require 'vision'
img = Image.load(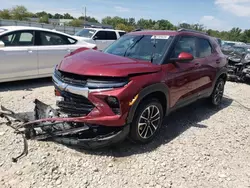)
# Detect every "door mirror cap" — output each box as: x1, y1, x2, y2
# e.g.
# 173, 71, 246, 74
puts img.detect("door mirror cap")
93, 35, 98, 40
169, 52, 194, 63
0, 41, 5, 48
